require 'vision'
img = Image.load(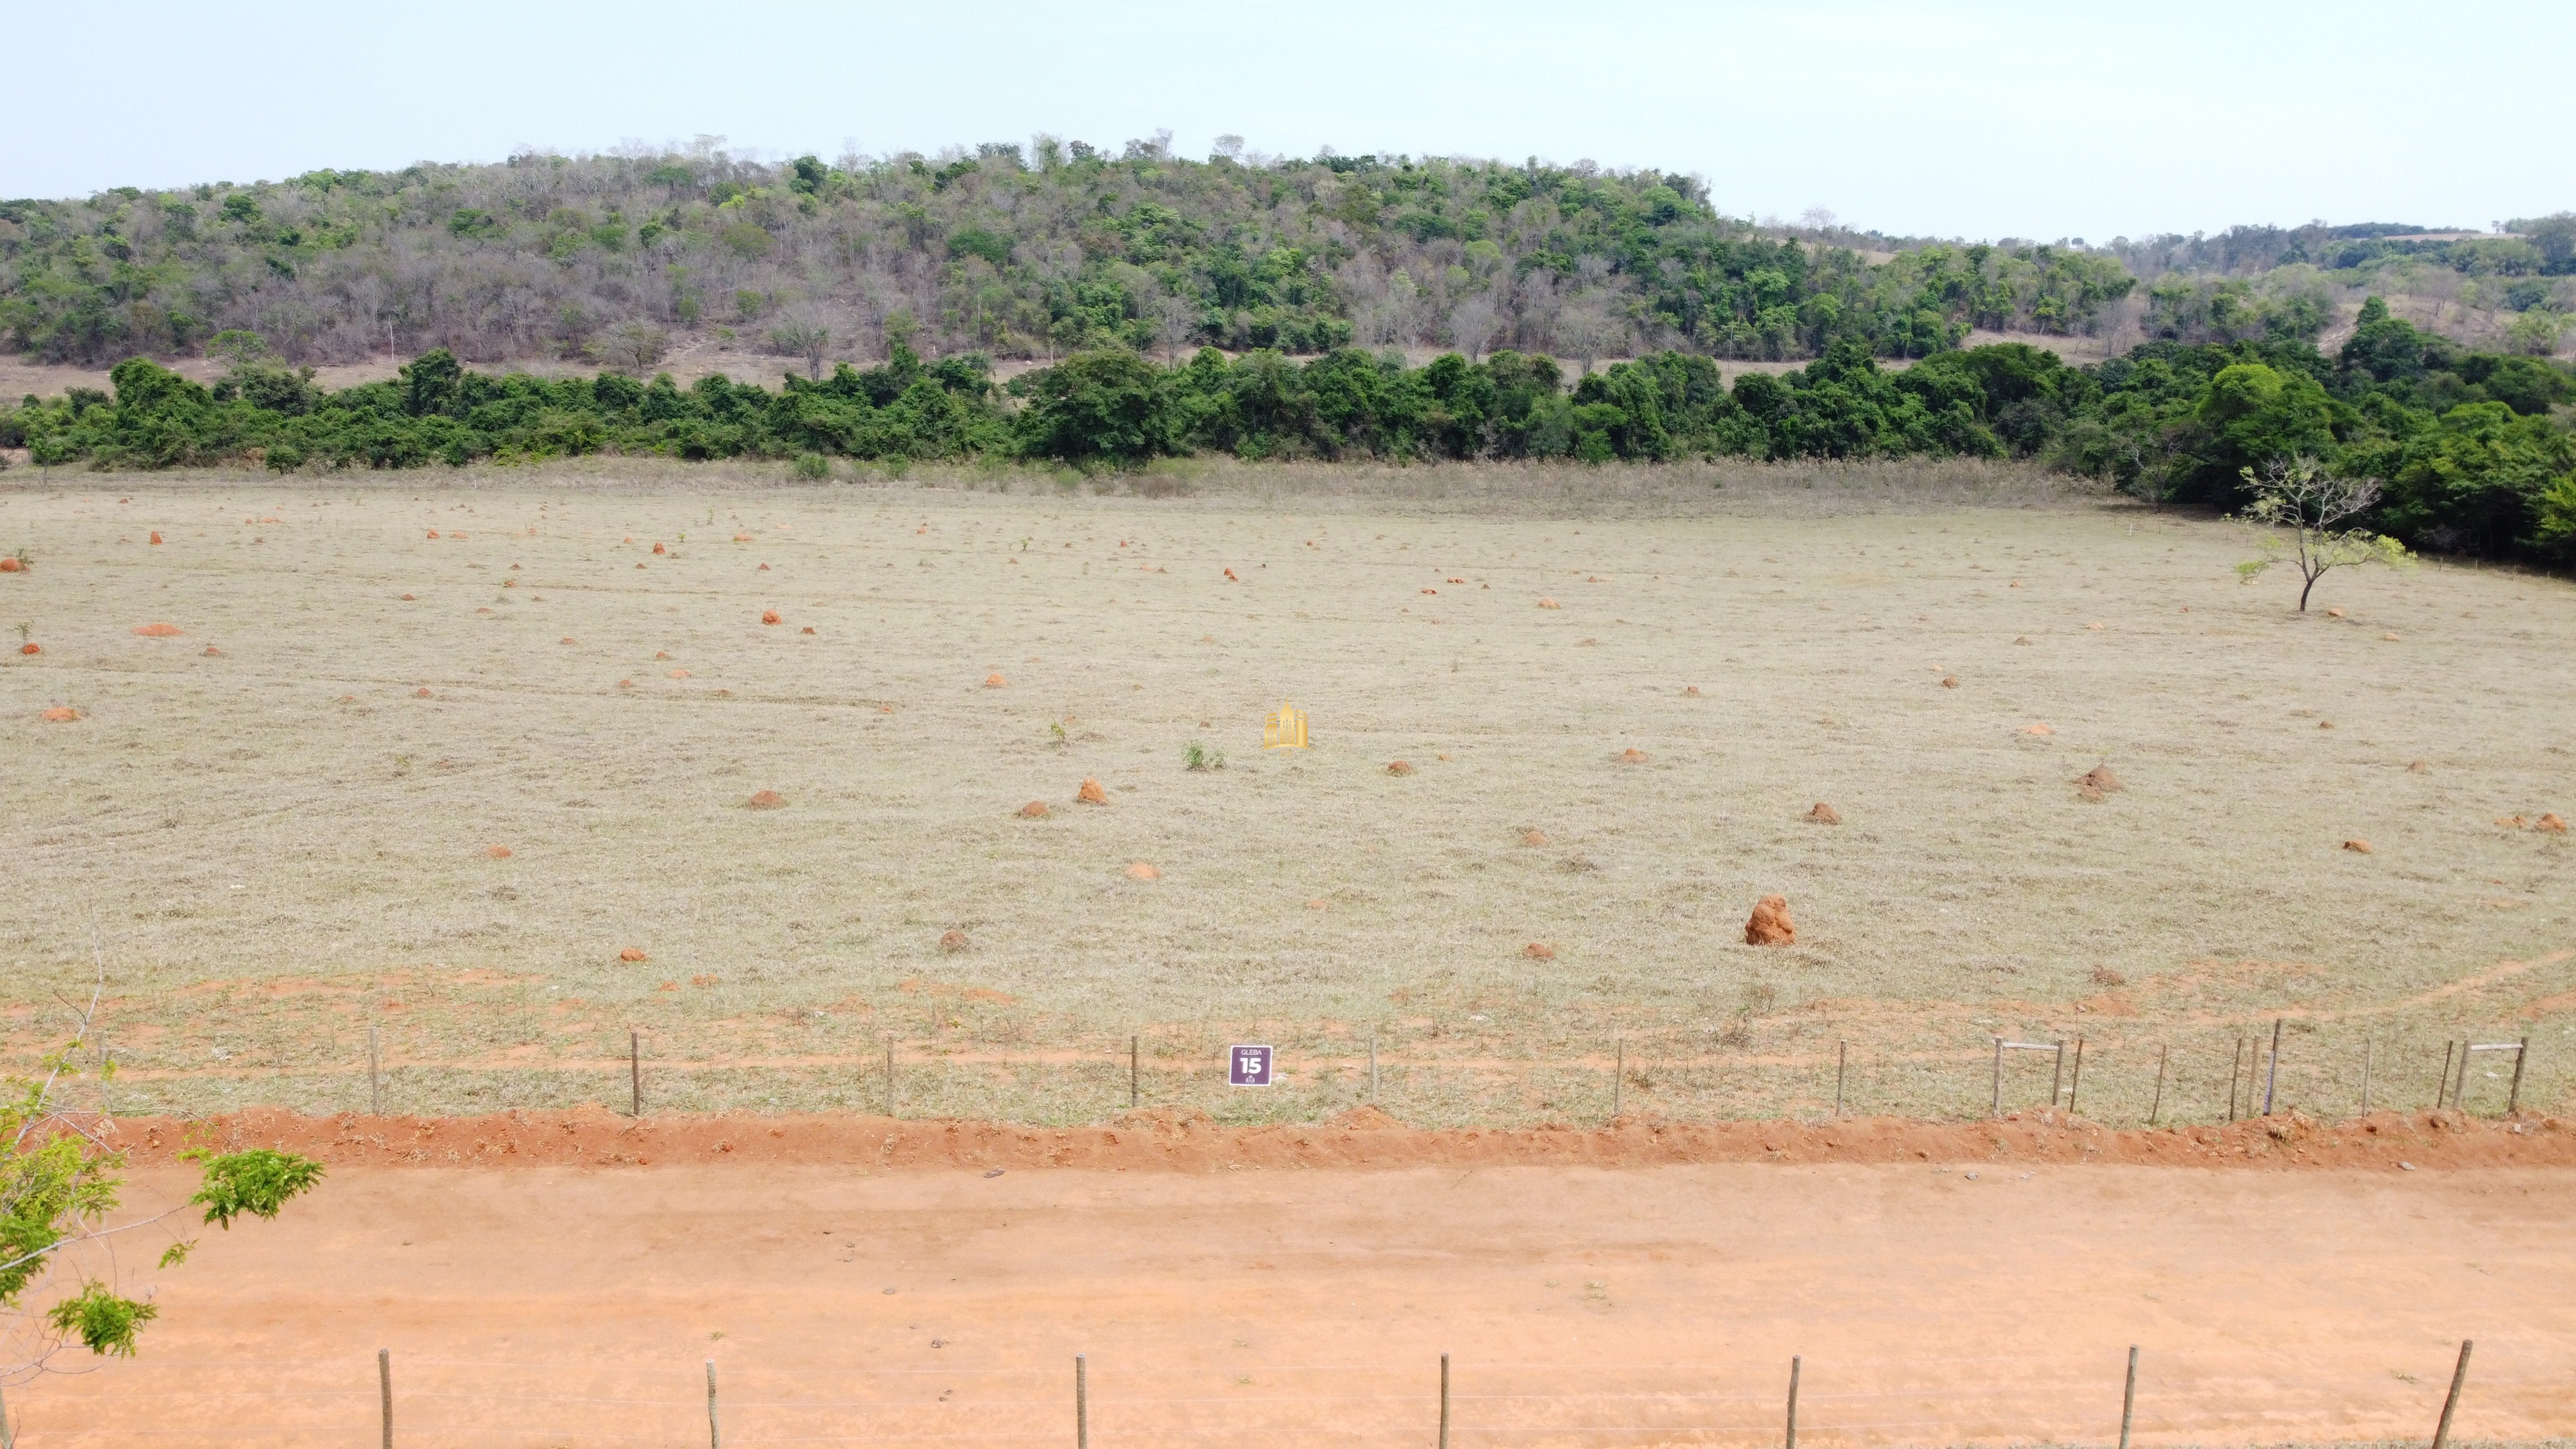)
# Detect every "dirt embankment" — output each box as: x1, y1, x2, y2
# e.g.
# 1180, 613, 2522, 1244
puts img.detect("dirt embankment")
106, 1104, 2573, 1172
